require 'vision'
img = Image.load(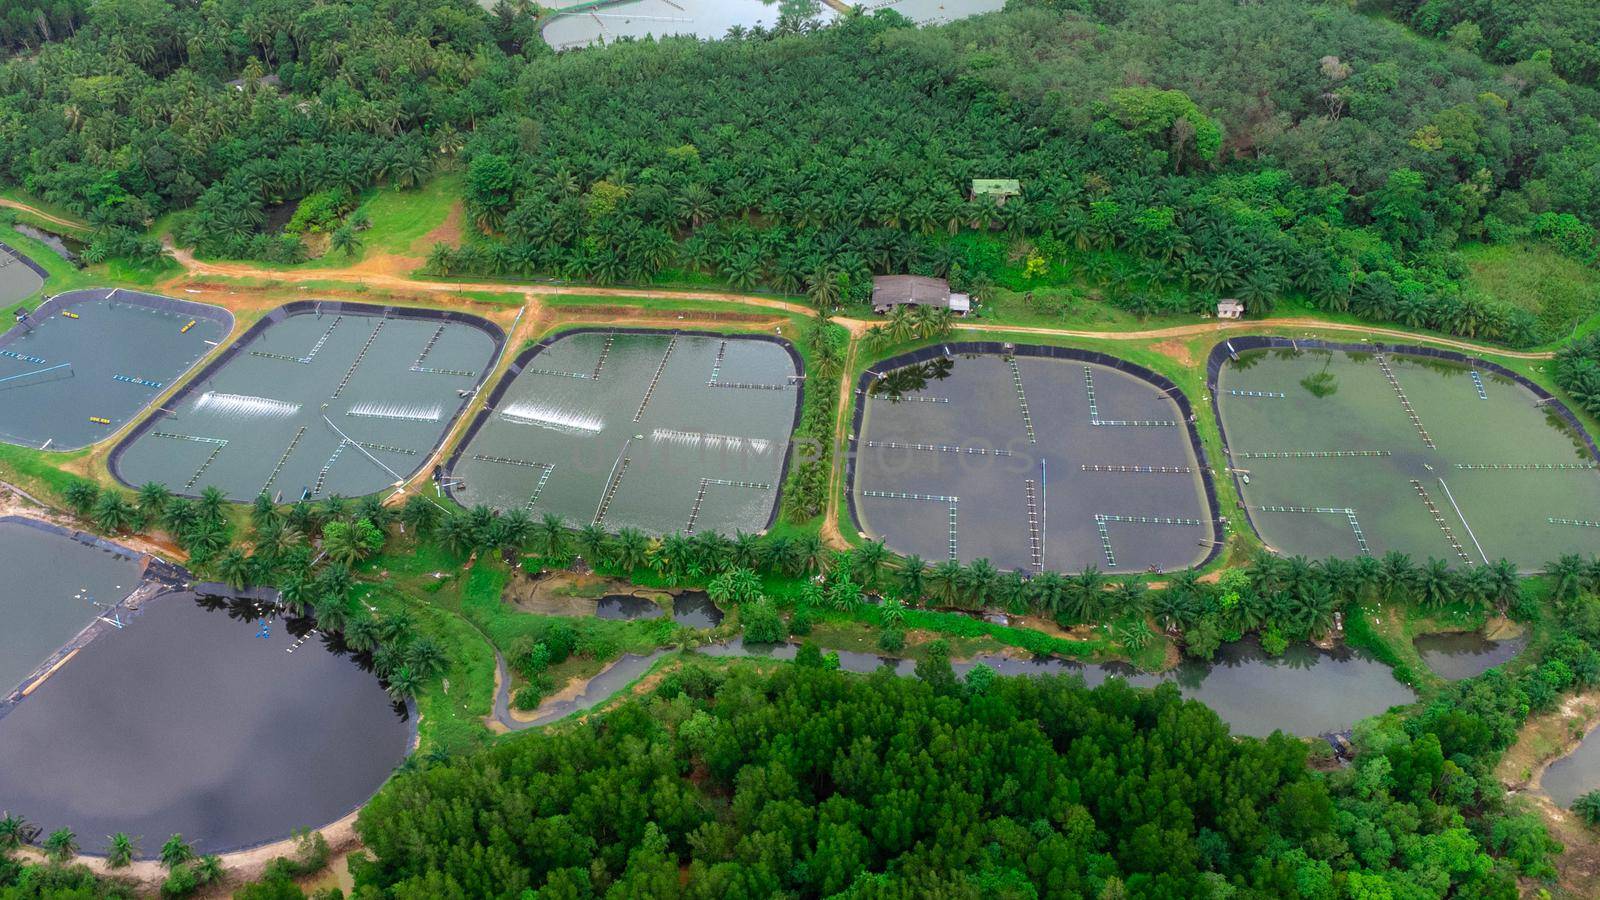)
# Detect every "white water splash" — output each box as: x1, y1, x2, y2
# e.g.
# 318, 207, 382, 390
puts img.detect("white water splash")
500, 400, 603, 434
346, 401, 443, 422
193, 391, 300, 421
652, 428, 771, 455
